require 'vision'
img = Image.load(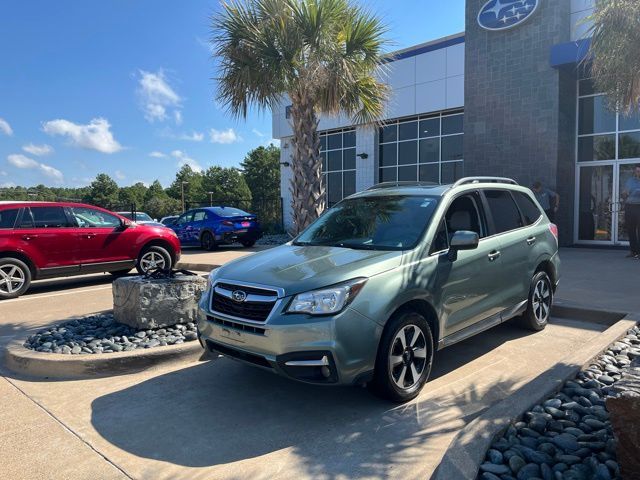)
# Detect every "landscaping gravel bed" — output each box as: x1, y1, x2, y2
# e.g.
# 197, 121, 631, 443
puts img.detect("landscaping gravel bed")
478, 324, 640, 480
24, 312, 198, 354
256, 233, 290, 246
